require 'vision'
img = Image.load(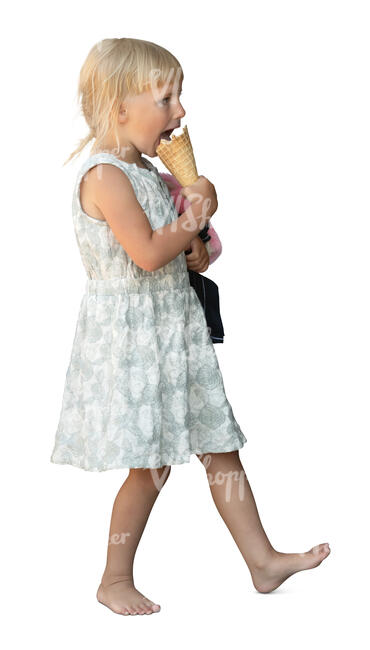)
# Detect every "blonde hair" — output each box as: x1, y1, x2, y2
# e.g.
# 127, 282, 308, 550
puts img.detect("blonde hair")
63, 38, 184, 166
